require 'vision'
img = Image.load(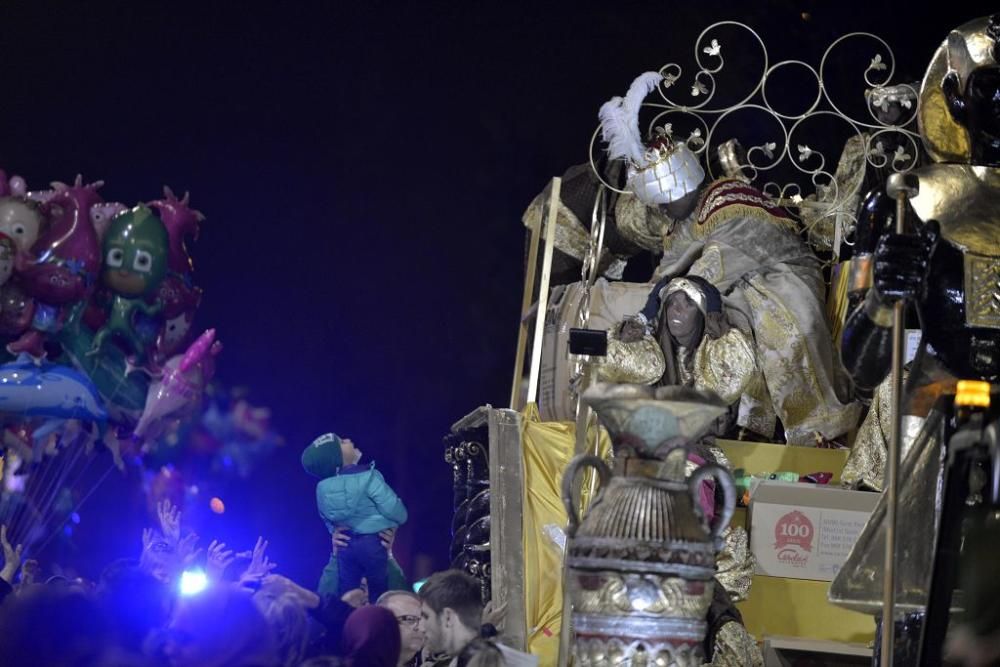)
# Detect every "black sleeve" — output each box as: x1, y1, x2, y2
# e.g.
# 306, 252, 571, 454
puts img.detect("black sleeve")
841, 302, 894, 390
